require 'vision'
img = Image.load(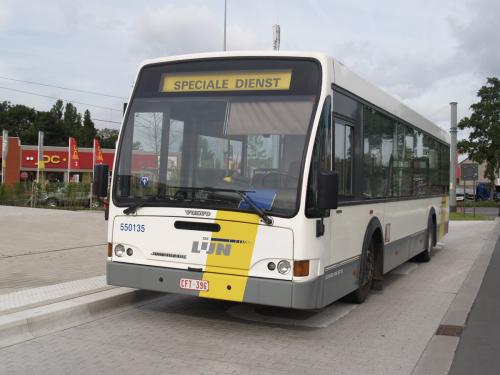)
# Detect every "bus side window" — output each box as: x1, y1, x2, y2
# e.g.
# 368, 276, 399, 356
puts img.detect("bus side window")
306, 96, 332, 217
334, 120, 353, 197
